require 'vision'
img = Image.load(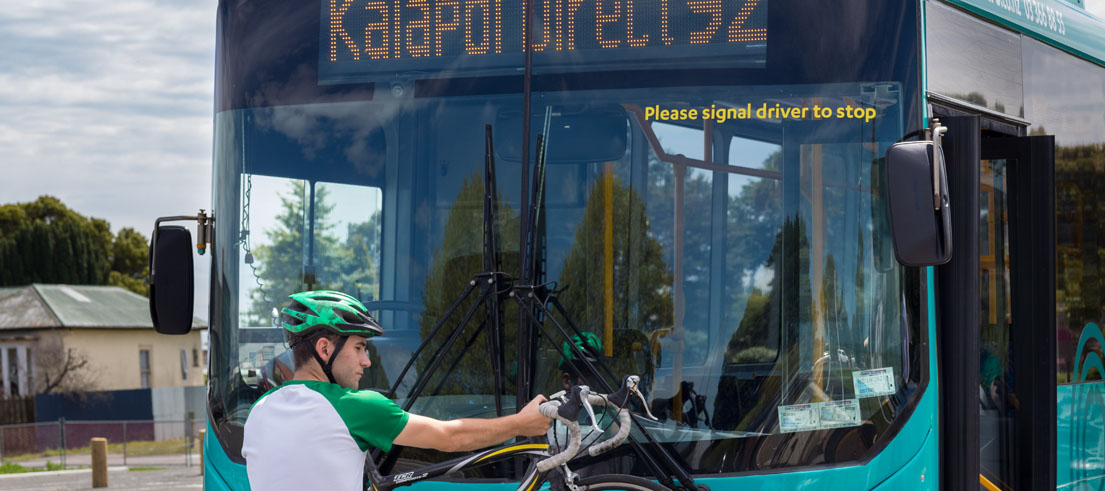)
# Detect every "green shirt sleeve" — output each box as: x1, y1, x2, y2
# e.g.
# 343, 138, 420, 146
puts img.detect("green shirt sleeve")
327, 386, 410, 453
